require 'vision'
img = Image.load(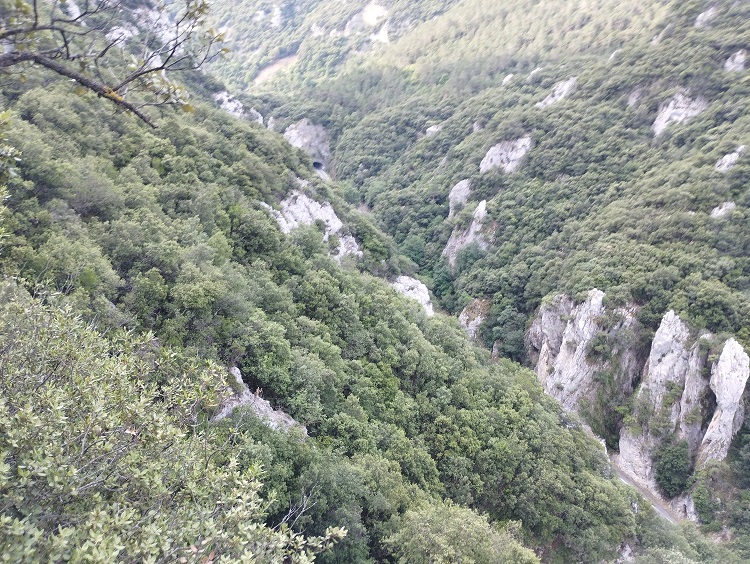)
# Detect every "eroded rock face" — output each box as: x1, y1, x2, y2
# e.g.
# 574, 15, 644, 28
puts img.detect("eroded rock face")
695, 7, 717, 28
528, 290, 643, 412
716, 146, 745, 172
213, 367, 307, 434
392, 276, 434, 316
263, 189, 362, 260
530, 289, 606, 409
442, 200, 490, 268
283, 119, 331, 168
535, 77, 577, 108
616, 311, 709, 495
652, 93, 708, 135
213, 91, 246, 119
480, 136, 532, 174
711, 201, 736, 218
725, 50, 747, 72
697, 339, 750, 466
448, 179, 471, 217
459, 298, 492, 341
